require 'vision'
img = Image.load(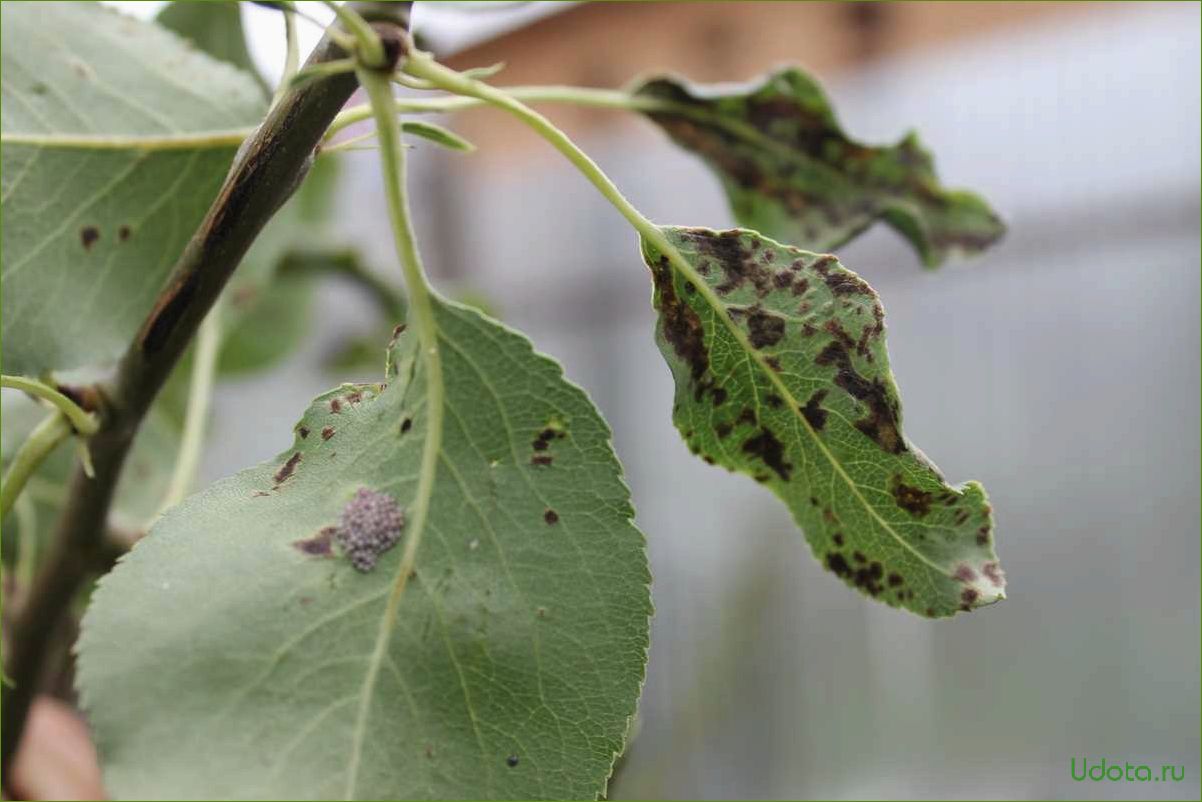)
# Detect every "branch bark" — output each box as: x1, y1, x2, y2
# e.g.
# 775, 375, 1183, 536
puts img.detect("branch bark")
0, 1, 411, 772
